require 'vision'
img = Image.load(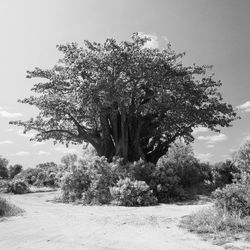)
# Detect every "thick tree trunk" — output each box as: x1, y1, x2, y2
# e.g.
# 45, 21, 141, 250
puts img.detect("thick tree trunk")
90, 107, 145, 163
